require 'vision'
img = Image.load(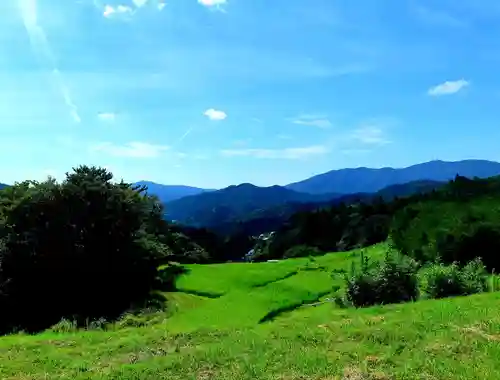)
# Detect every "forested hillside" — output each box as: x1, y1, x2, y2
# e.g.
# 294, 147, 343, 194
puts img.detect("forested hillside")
251, 175, 500, 263
164, 183, 339, 227
167, 175, 500, 265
